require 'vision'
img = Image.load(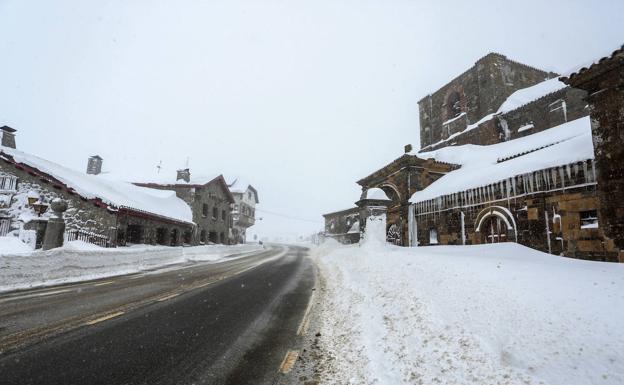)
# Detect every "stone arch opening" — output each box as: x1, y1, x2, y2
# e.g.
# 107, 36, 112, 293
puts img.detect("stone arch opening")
475, 206, 518, 243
